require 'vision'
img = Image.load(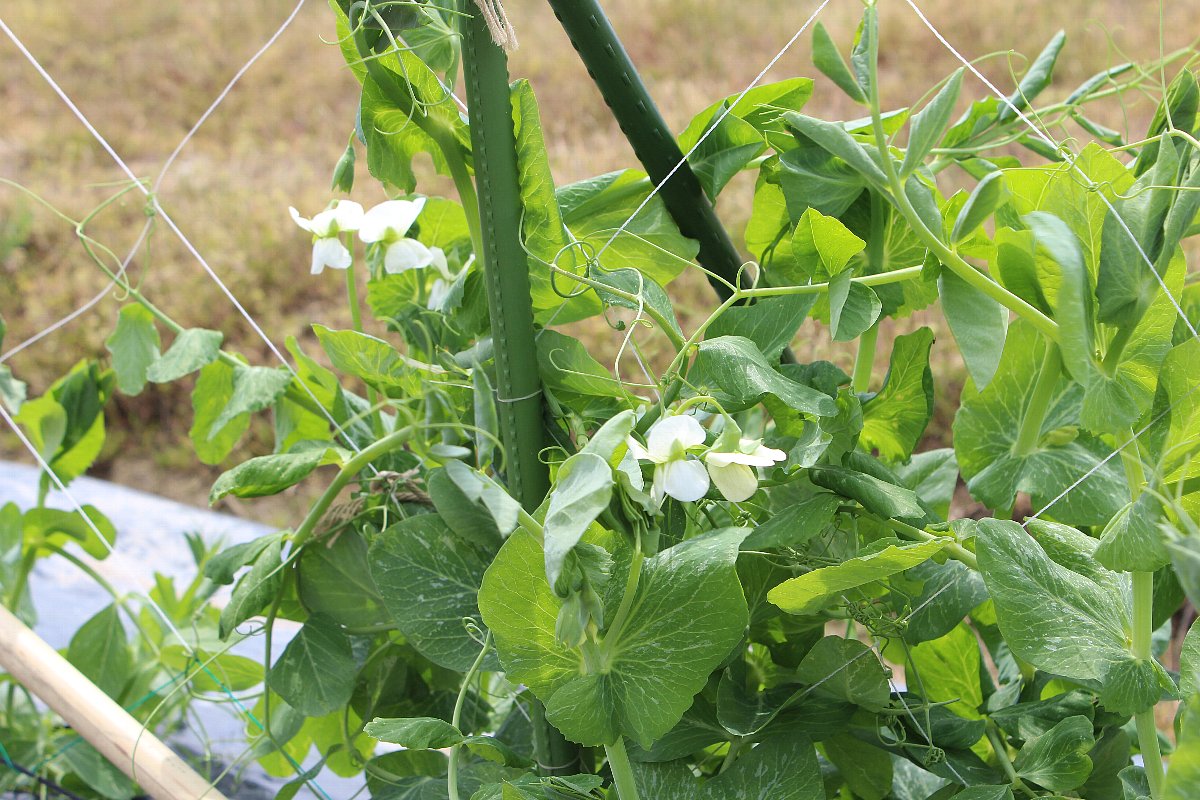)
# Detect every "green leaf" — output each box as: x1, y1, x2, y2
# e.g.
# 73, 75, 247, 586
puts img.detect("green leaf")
369, 514, 496, 672
441, 460, 521, 538
105, 304, 160, 395
902, 69, 964, 175
823, 734, 893, 800
706, 295, 815, 362
893, 448, 959, 521
977, 519, 1165, 713
67, 604, 130, 699
1014, 715, 1094, 791
0, 362, 26, 412
953, 320, 1126, 525
314, 324, 410, 389
511, 79, 601, 323
205, 533, 281, 585
827, 270, 881, 342
22, 505, 116, 560
589, 266, 683, 338
159, 646, 264, 693
556, 169, 697, 320
812, 22, 866, 104
210, 365, 291, 438
1094, 494, 1170, 573
743, 493, 840, 550
219, 537, 283, 639
298, 530, 391, 629
679, 101, 768, 198
689, 336, 837, 417
787, 207, 867, 283
951, 172, 1009, 243
1164, 693, 1200, 799
860, 327, 934, 460
782, 113, 887, 186
59, 742, 138, 800
939, 270, 1008, 389
427, 467, 505, 550
536, 330, 627, 399
631, 737, 823, 800
544, 452, 613, 587
796, 635, 890, 711
901, 558, 987, 643
480, 528, 749, 747
769, 539, 947, 616
210, 448, 340, 502
997, 30, 1066, 122
268, 613, 356, 718
907, 623, 982, 719
1024, 211, 1095, 383
807, 464, 926, 520
146, 328, 223, 383
365, 717, 462, 749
